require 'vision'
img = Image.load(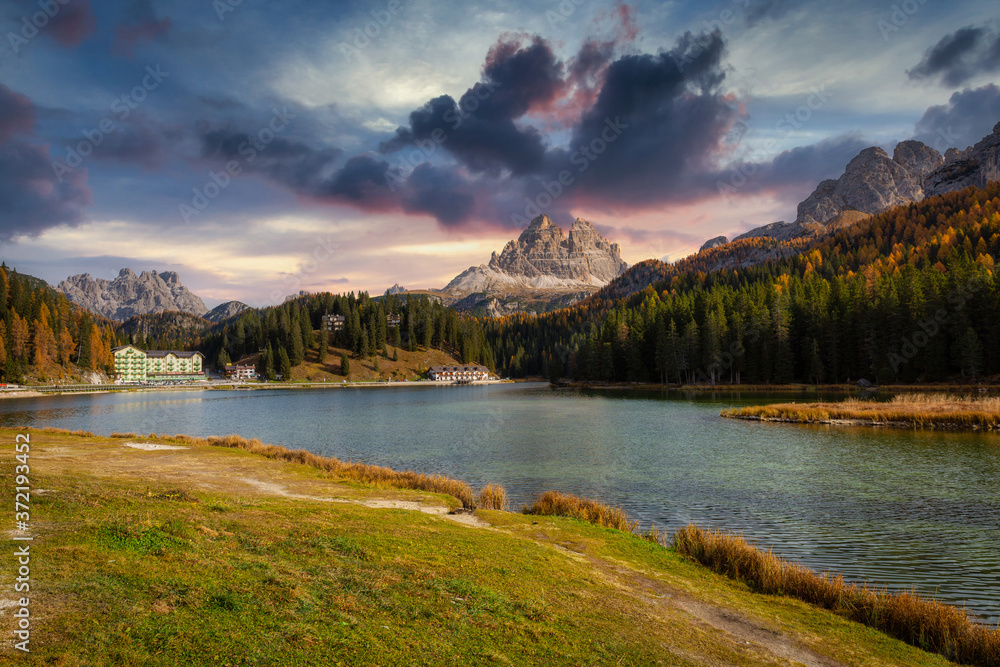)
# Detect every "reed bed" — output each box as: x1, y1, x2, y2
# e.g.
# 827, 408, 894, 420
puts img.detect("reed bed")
522, 490, 639, 533
477, 483, 508, 511
674, 524, 1000, 666
723, 393, 1000, 429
